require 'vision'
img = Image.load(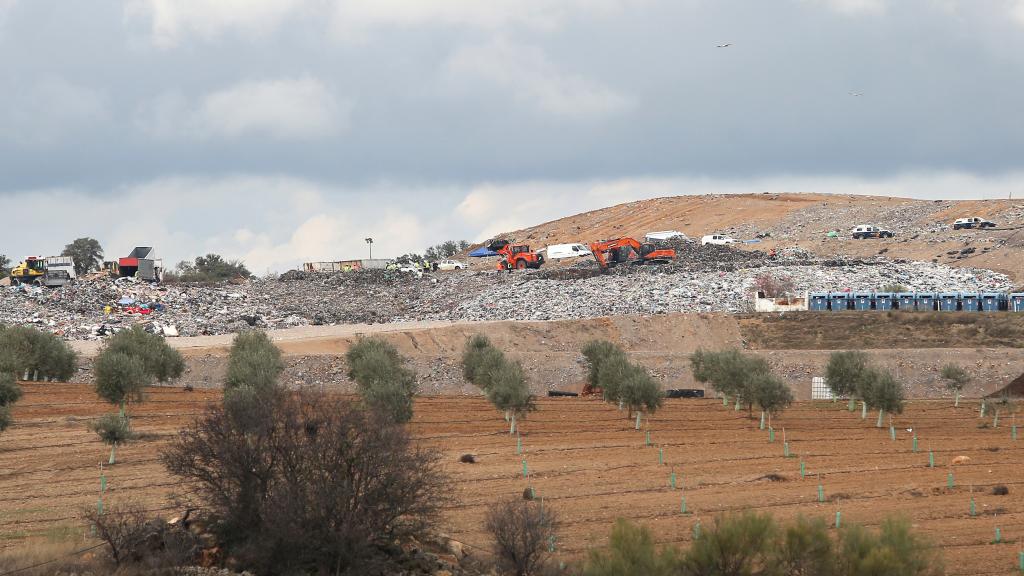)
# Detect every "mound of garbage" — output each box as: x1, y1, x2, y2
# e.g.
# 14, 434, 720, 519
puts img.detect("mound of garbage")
0, 247, 1013, 340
